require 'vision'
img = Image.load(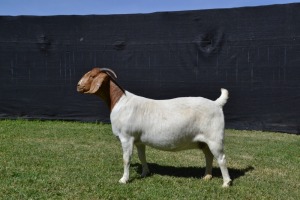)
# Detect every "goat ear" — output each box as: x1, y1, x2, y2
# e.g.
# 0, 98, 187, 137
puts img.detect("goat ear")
86, 75, 107, 94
